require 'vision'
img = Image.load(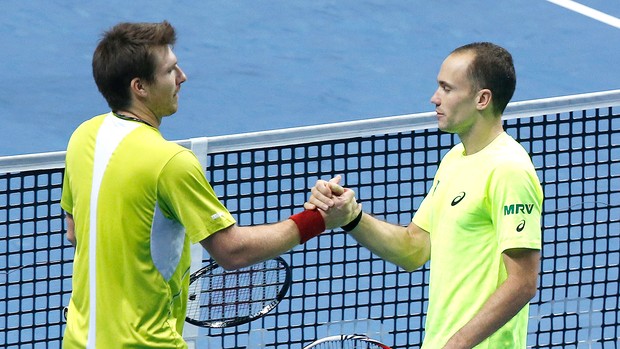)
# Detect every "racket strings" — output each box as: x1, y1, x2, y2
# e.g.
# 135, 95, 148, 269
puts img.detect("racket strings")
186, 260, 286, 324
311, 339, 387, 349
304, 335, 392, 349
